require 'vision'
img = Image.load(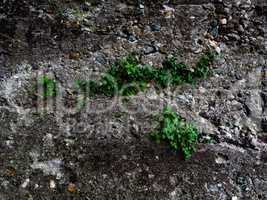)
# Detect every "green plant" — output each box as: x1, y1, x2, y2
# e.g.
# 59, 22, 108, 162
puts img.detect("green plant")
107, 55, 148, 95
38, 75, 58, 98
164, 56, 193, 84
194, 52, 216, 79
151, 106, 199, 160
74, 52, 216, 99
